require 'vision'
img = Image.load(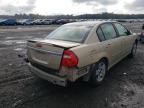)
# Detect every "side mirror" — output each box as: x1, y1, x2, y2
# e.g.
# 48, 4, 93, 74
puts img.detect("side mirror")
125, 30, 131, 35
